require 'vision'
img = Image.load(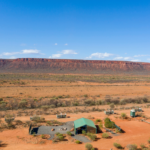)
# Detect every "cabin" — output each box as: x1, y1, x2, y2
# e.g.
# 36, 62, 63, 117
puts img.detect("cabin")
74, 118, 97, 134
